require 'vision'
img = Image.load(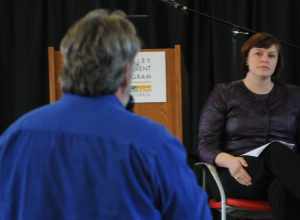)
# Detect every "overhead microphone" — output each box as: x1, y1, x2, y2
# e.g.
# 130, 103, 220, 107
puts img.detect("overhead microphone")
160, 0, 188, 11
160, 0, 300, 49
232, 28, 250, 36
